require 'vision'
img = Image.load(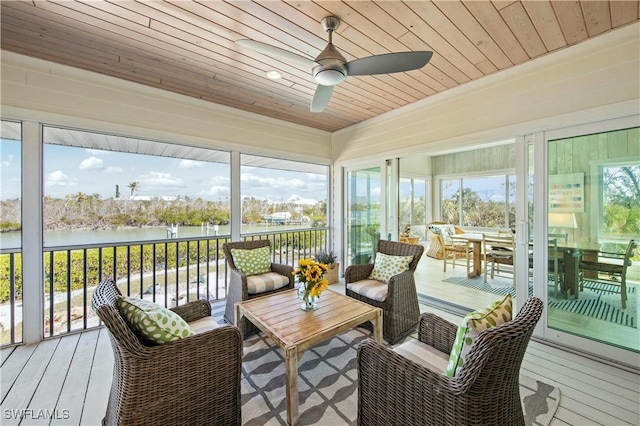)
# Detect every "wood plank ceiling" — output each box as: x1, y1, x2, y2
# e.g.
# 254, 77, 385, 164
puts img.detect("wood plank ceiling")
1, 1, 638, 132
